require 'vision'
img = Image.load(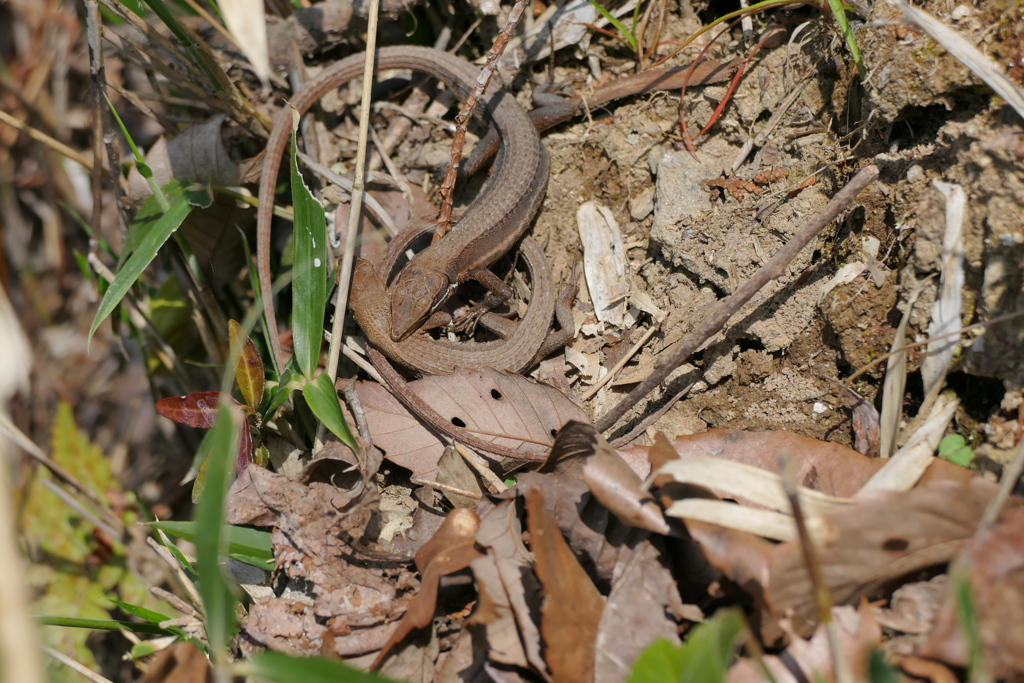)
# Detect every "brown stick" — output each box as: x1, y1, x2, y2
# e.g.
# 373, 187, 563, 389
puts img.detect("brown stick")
595, 164, 880, 434
435, 0, 530, 239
